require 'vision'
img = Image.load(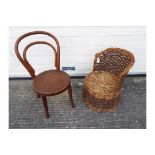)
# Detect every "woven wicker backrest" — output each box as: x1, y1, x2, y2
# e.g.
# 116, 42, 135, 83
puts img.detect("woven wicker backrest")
93, 48, 135, 76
